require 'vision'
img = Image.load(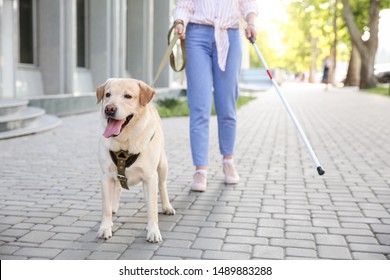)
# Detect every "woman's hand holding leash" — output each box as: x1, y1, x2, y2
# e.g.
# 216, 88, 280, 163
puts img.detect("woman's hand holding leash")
174, 20, 185, 40
152, 20, 186, 87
